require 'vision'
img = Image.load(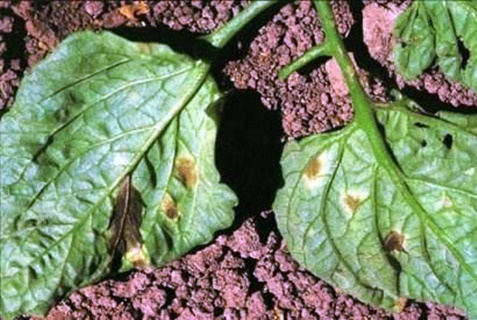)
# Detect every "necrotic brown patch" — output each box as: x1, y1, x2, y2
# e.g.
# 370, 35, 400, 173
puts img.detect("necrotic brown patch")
305, 157, 321, 179
344, 194, 362, 214
176, 156, 197, 188
161, 193, 179, 220
384, 231, 405, 252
